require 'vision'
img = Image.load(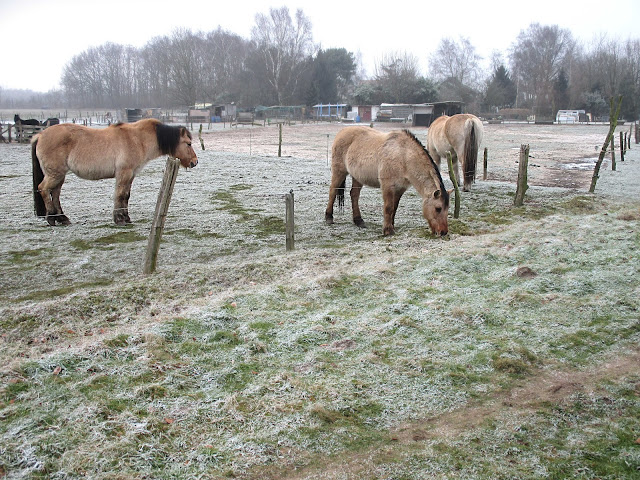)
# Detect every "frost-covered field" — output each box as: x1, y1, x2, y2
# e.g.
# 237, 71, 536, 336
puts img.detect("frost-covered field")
0, 122, 639, 479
